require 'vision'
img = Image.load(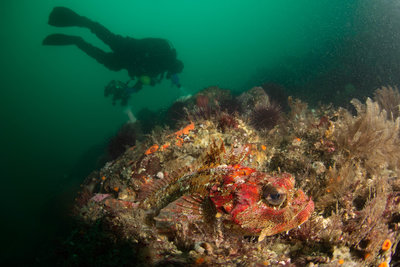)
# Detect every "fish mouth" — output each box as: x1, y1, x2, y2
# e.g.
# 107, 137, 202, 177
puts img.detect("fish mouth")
233, 194, 315, 237
293, 197, 315, 226
259, 196, 314, 236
